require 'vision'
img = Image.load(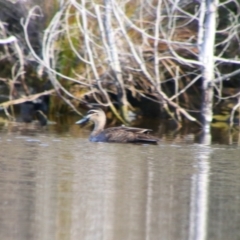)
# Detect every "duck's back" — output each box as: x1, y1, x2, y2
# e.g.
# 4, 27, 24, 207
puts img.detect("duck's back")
89, 126, 159, 144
